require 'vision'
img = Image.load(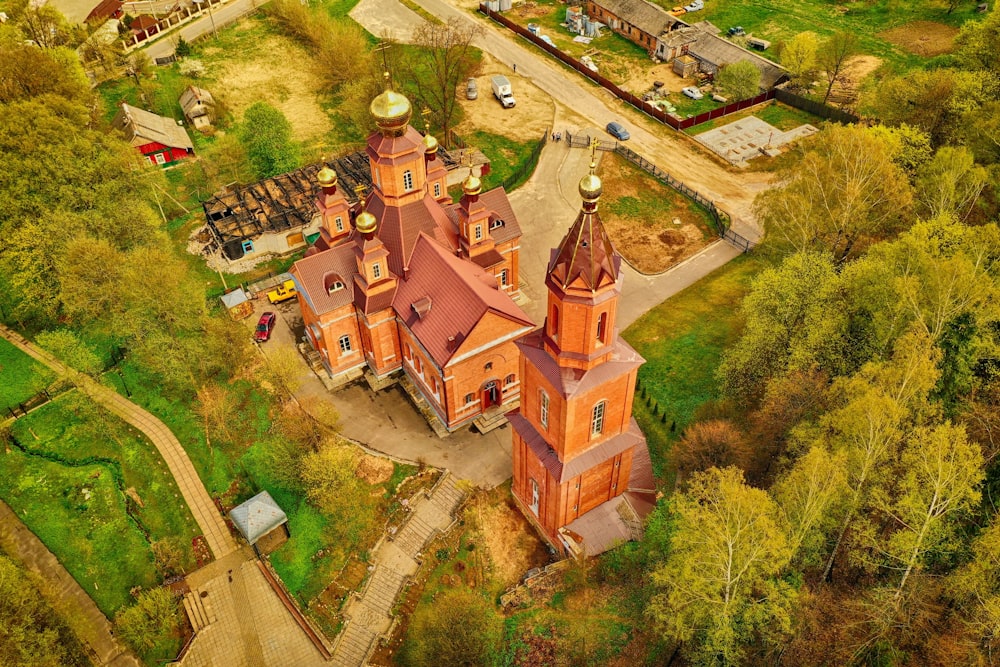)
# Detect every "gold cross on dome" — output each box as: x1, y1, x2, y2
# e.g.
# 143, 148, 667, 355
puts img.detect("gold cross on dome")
353, 183, 368, 204
421, 107, 432, 133
588, 137, 599, 173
